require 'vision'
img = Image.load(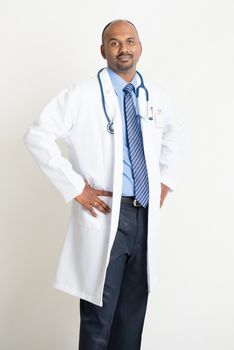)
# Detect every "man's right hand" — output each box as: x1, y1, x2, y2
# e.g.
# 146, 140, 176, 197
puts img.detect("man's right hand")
74, 180, 113, 217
